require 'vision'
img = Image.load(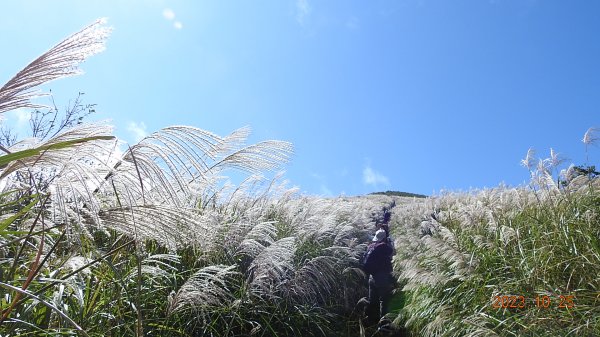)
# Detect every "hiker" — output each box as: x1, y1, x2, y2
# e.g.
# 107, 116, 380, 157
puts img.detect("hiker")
363, 228, 394, 324
376, 210, 395, 253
